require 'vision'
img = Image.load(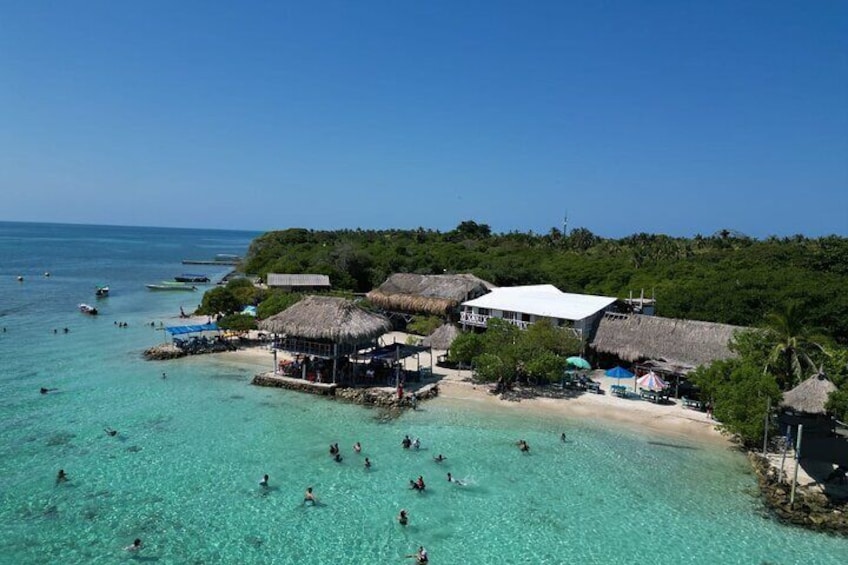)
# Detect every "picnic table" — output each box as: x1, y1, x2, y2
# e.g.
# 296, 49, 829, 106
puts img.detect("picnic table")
610, 384, 628, 398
